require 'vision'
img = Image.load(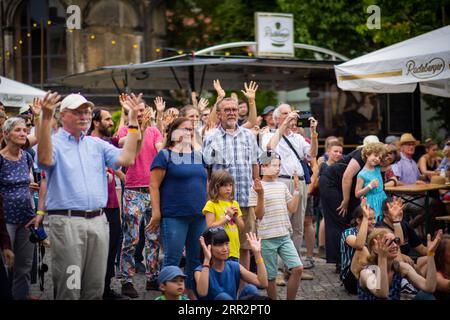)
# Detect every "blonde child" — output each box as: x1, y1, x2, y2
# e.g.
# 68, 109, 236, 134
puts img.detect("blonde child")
203, 170, 245, 261
355, 143, 387, 223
